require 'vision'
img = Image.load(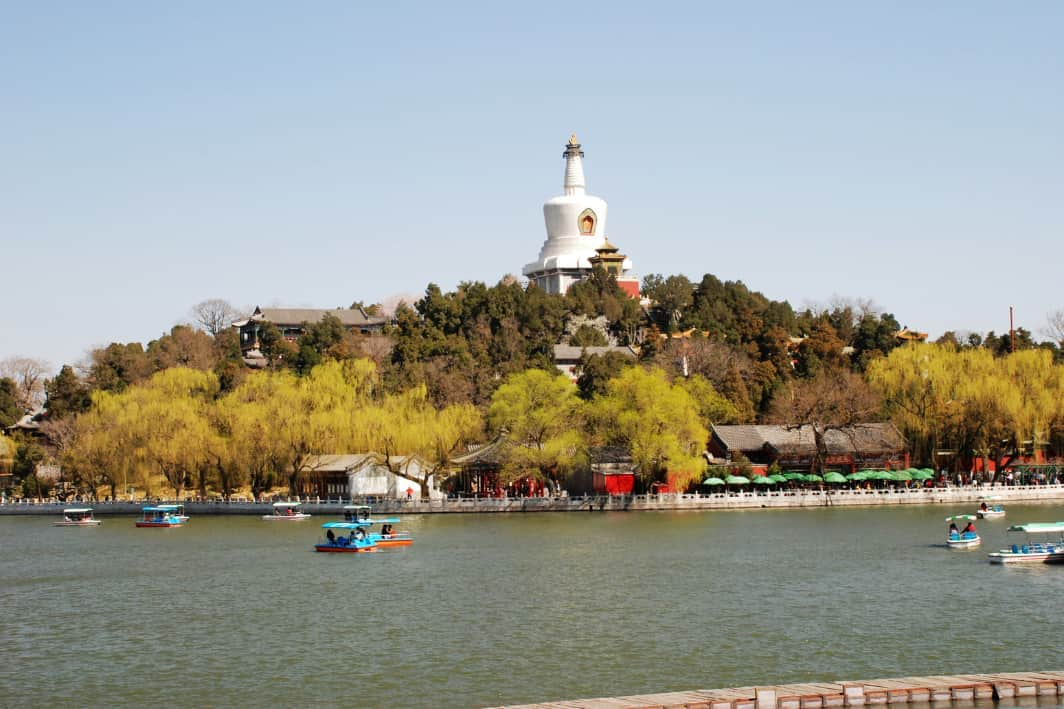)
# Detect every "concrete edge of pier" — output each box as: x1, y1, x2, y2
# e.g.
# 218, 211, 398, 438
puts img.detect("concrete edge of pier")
492, 671, 1064, 709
